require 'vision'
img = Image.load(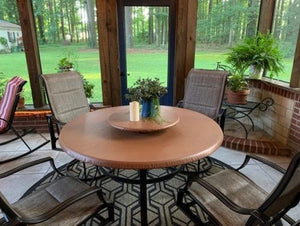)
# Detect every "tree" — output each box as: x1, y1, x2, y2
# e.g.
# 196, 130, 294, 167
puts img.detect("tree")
34, 0, 47, 44
86, 0, 97, 48
125, 7, 133, 48
148, 7, 154, 44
